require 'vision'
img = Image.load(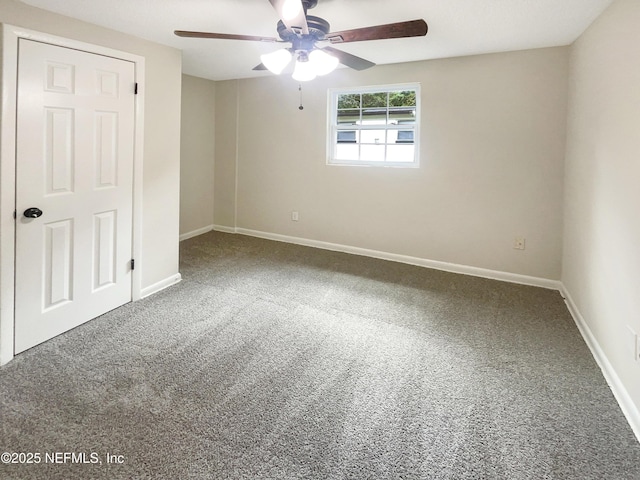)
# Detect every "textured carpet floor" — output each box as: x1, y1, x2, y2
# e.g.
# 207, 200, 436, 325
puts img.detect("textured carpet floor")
1, 231, 639, 479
